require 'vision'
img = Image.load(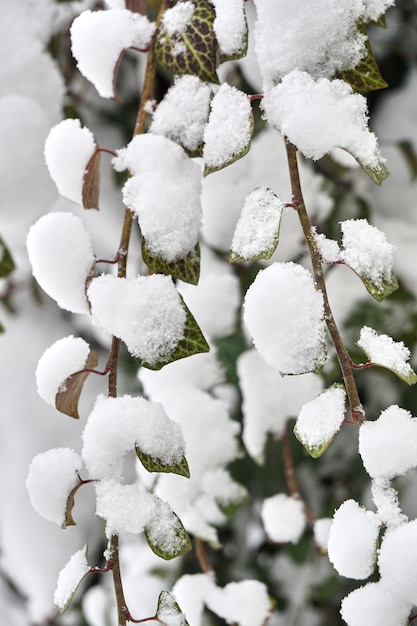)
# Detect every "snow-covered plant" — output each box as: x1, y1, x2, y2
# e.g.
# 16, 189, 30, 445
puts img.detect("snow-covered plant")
21, 0, 417, 625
